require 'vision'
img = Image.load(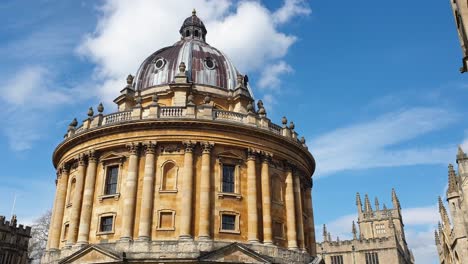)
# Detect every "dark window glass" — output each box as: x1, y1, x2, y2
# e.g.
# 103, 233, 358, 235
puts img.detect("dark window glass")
186, 30, 190, 37
365, 252, 379, 264
194, 30, 199, 37
100, 216, 113, 232
205, 58, 215, 69
222, 165, 235, 193
105, 166, 119, 195
221, 215, 236, 230
155, 58, 165, 69
331, 255, 343, 264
